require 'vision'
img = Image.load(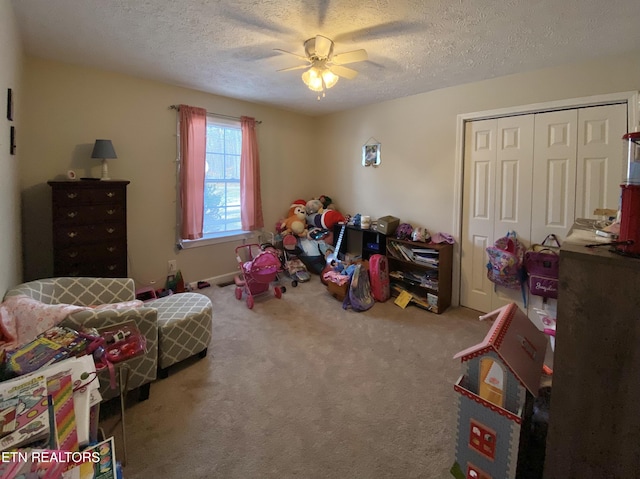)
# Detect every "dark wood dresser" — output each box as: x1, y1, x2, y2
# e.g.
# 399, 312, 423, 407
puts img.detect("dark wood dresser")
543, 223, 640, 478
48, 180, 129, 277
